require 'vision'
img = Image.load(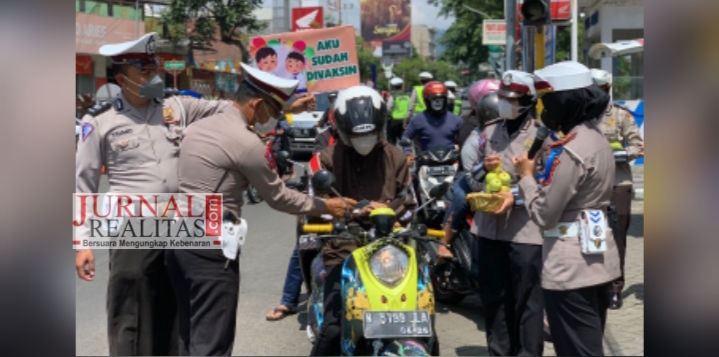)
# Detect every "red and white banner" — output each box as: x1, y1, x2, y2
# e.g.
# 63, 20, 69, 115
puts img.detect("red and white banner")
292, 7, 324, 32
76, 55, 93, 75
